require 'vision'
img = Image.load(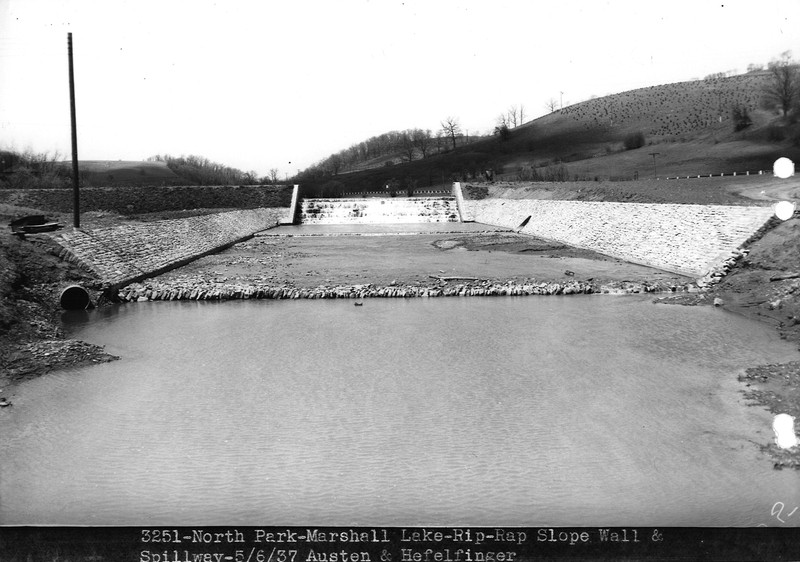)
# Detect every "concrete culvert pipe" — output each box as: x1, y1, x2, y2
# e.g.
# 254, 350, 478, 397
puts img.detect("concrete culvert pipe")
60, 285, 92, 310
